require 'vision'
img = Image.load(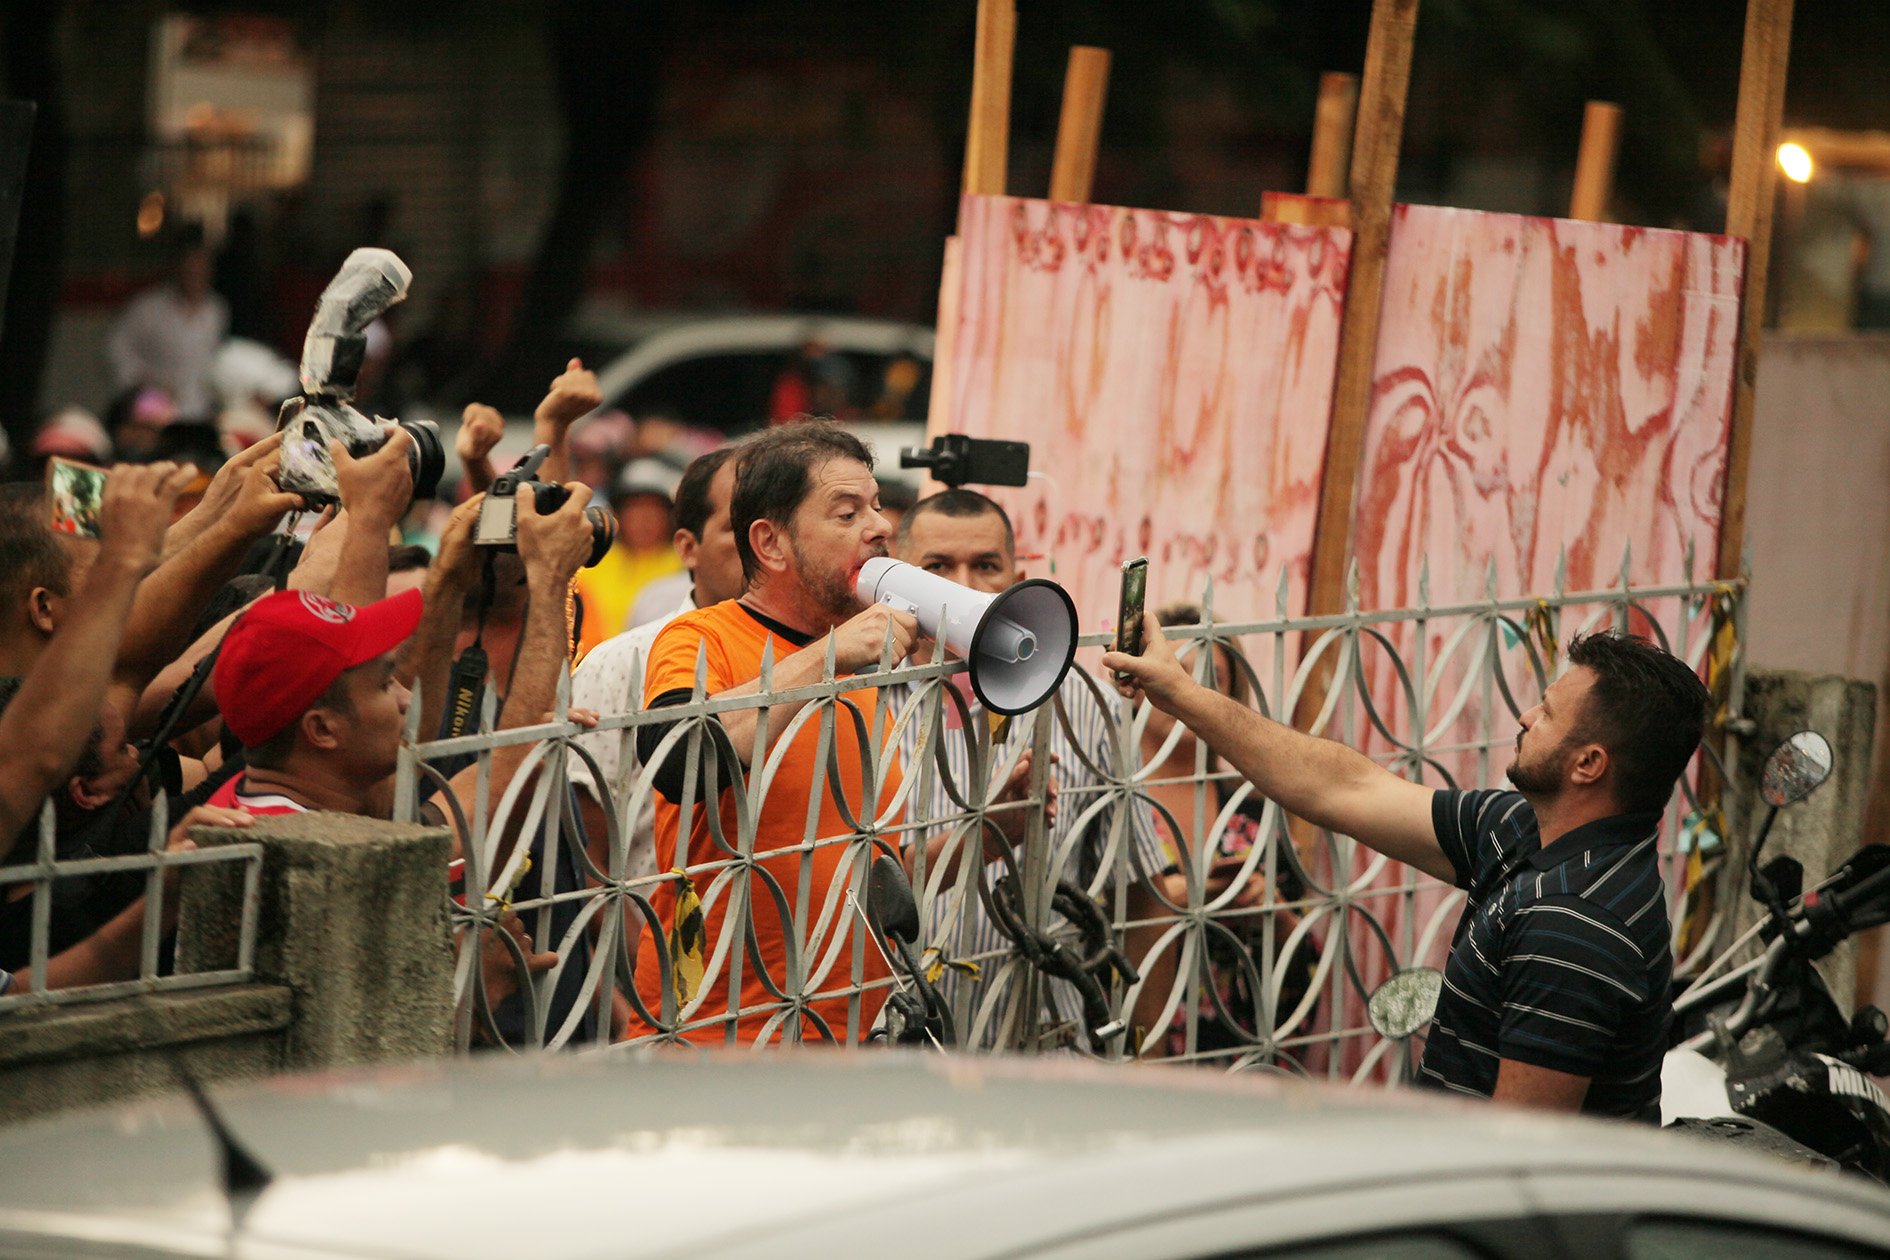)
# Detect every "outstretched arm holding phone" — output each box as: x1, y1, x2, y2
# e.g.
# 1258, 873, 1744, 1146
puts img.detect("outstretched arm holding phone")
1101, 611, 1451, 883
